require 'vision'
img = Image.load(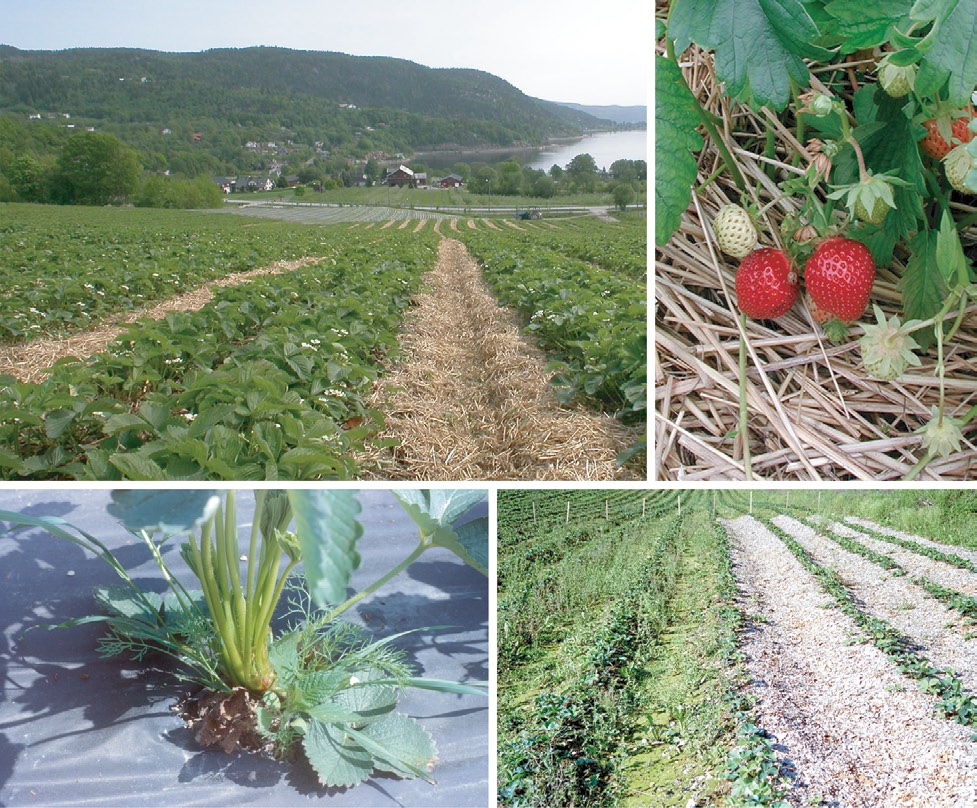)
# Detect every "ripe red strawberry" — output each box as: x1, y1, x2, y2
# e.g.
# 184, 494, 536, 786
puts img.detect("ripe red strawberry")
804, 237, 875, 322
735, 248, 798, 319
920, 114, 974, 160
